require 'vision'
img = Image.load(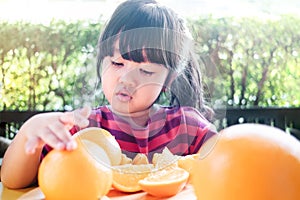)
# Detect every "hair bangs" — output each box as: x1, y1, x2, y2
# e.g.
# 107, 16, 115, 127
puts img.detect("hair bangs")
97, 0, 189, 73
117, 28, 165, 66
119, 27, 184, 71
